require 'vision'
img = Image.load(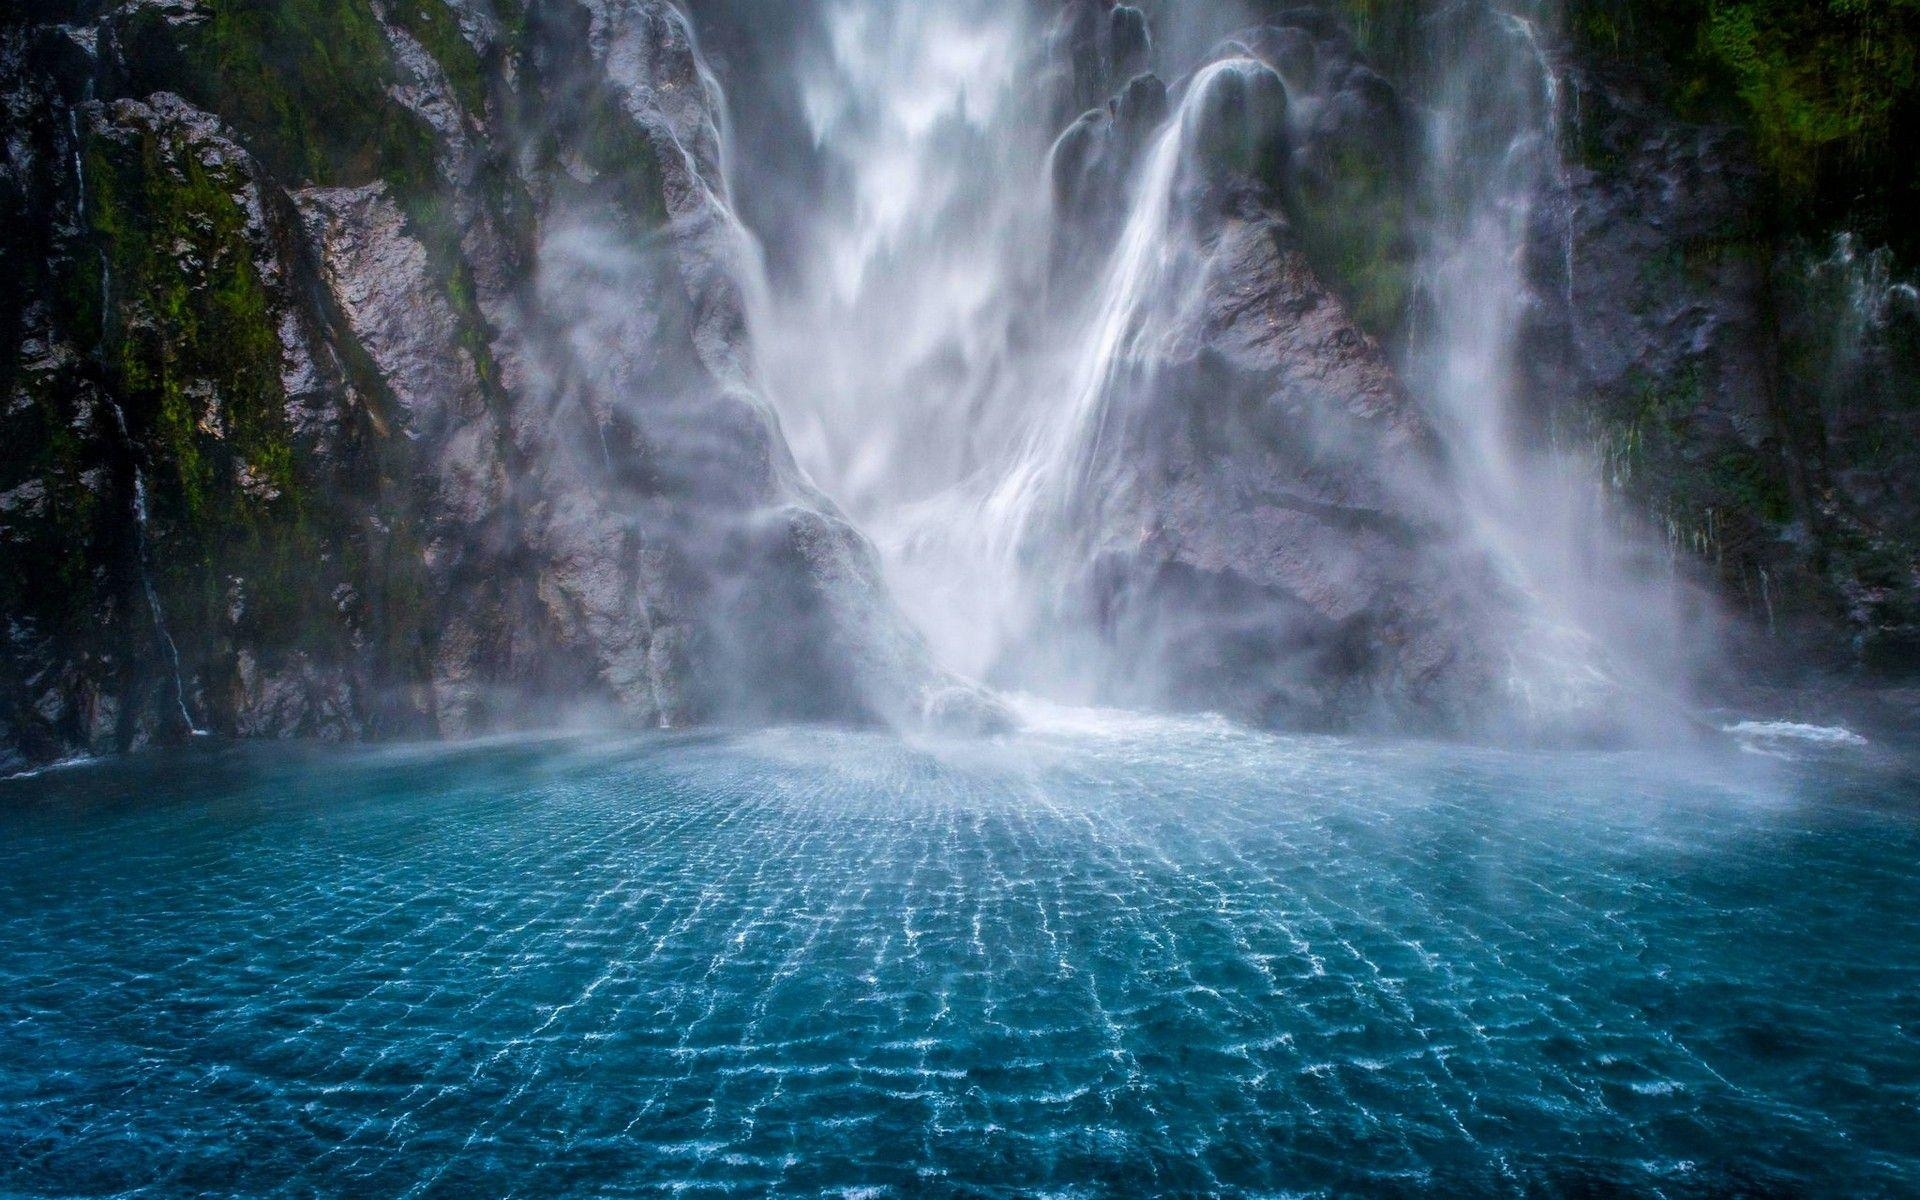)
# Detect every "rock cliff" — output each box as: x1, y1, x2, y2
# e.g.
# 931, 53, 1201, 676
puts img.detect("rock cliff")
0, 0, 992, 772
4, 0, 1916, 769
